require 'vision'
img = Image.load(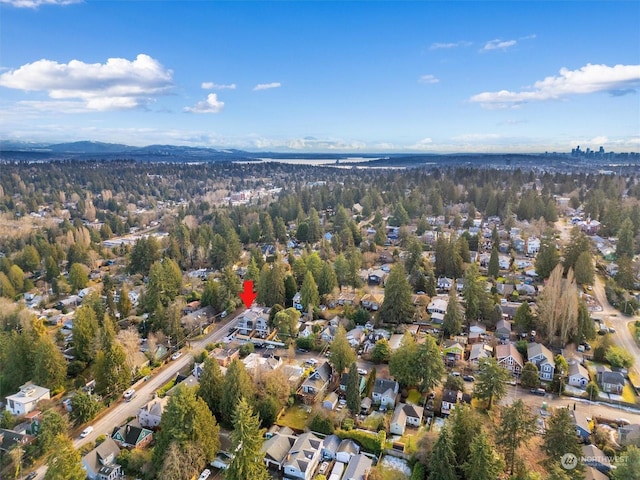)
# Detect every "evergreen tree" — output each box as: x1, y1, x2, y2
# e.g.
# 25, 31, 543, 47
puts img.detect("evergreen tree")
153, 384, 220, 470
611, 445, 640, 480
38, 410, 68, 456
284, 275, 297, 308
378, 263, 414, 324
443, 287, 463, 337
543, 408, 583, 476
575, 300, 596, 344
488, 245, 499, 279
197, 356, 224, 419
44, 434, 85, 480
72, 305, 99, 364
201, 277, 221, 311
428, 426, 457, 480
94, 317, 132, 399
535, 230, 559, 279
245, 257, 260, 282
495, 399, 537, 475
462, 431, 505, 480
371, 338, 391, 363
562, 227, 591, 274
300, 270, 319, 310
616, 217, 635, 258
118, 283, 133, 318
462, 263, 486, 324
474, 357, 510, 409
449, 404, 482, 469
329, 325, 356, 375
513, 301, 534, 334
32, 335, 67, 391
573, 251, 594, 285
221, 359, 255, 426
225, 398, 271, 480
317, 261, 338, 298
346, 362, 361, 414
